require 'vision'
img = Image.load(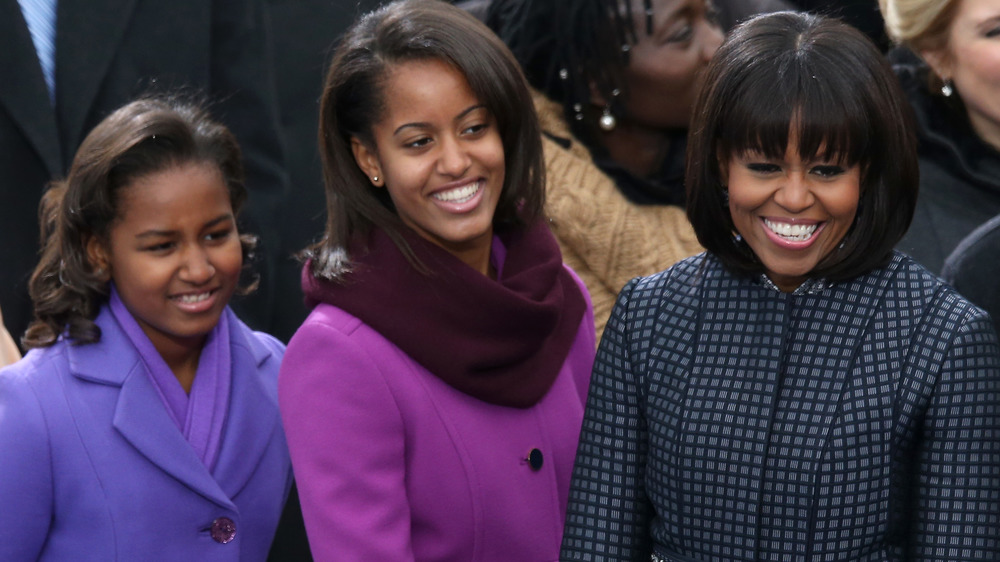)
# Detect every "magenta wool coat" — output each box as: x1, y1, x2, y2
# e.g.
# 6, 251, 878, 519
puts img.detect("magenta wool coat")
0, 307, 292, 561
278, 273, 596, 562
